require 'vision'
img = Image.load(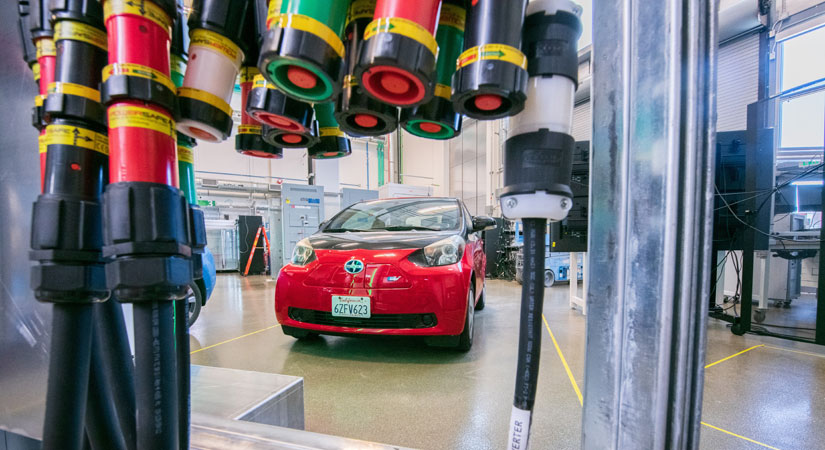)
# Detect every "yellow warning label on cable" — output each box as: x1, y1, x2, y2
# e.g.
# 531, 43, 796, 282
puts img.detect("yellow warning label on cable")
104, 0, 172, 33
457, 44, 527, 71
33, 63, 41, 81
277, 13, 345, 59
170, 54, 187, 77
190, 29, 243, 63
177, 145, 194, 163
439, 4, 465, 32
38, 133, 47, 154
266, 0, 283, 30
253, 74, 275, 90
102, 62, 176, 92
177, 87, 233, 117
364, 17, 437, 57
319, 126, 344, 138
434, 83, 451, 99
48, 82, 101, 102
45, 124, 109, 155
54, 20, 108, 51
240, 66, 260, 84
108, 104, 176, 138
343, 74, 358, 88
347, 0, 375, 25
238, 124, 262, 135
34, 94, 45, 107
36, 38, 56, 58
